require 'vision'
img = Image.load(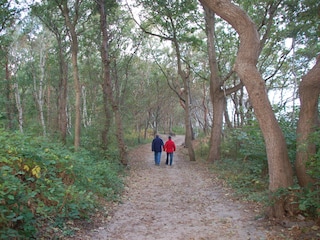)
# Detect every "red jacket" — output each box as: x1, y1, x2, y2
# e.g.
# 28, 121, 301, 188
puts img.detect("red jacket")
164, 139, 176, 153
